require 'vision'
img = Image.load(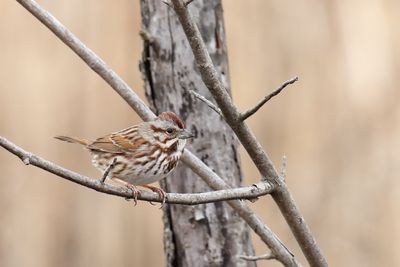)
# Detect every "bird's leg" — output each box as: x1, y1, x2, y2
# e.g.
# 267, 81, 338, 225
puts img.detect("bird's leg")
112, 178, 141, 206
101, 158, 117, 183
141, 185, 166, 208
